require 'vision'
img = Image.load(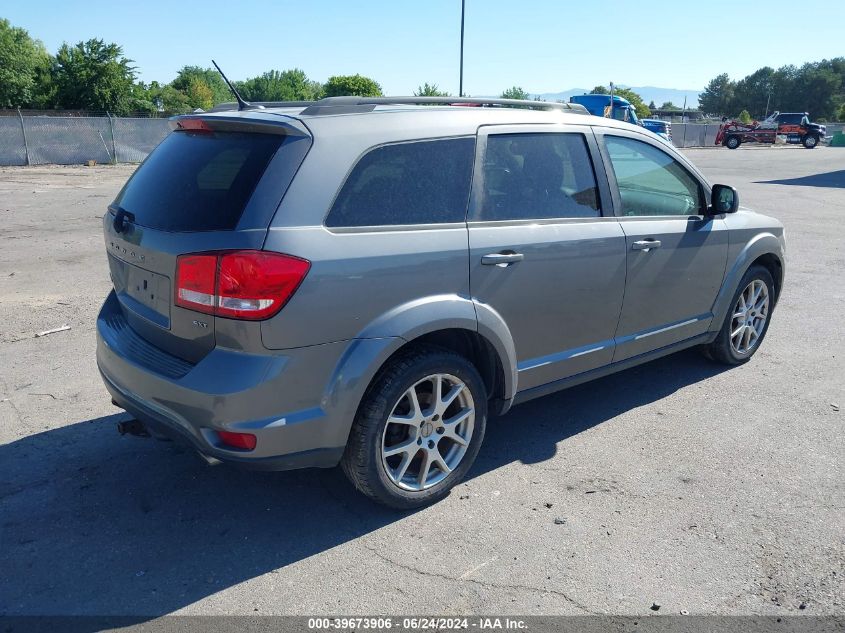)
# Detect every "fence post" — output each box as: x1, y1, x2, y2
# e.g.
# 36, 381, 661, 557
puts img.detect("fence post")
17, 108, 30, 166
107, 112, 117, 164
